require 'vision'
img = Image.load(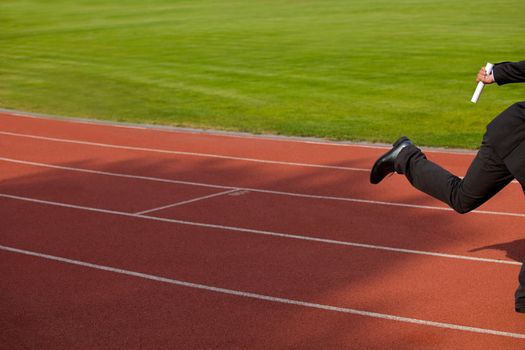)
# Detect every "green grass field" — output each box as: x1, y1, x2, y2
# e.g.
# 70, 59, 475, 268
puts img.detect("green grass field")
1, 0, 523, 148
